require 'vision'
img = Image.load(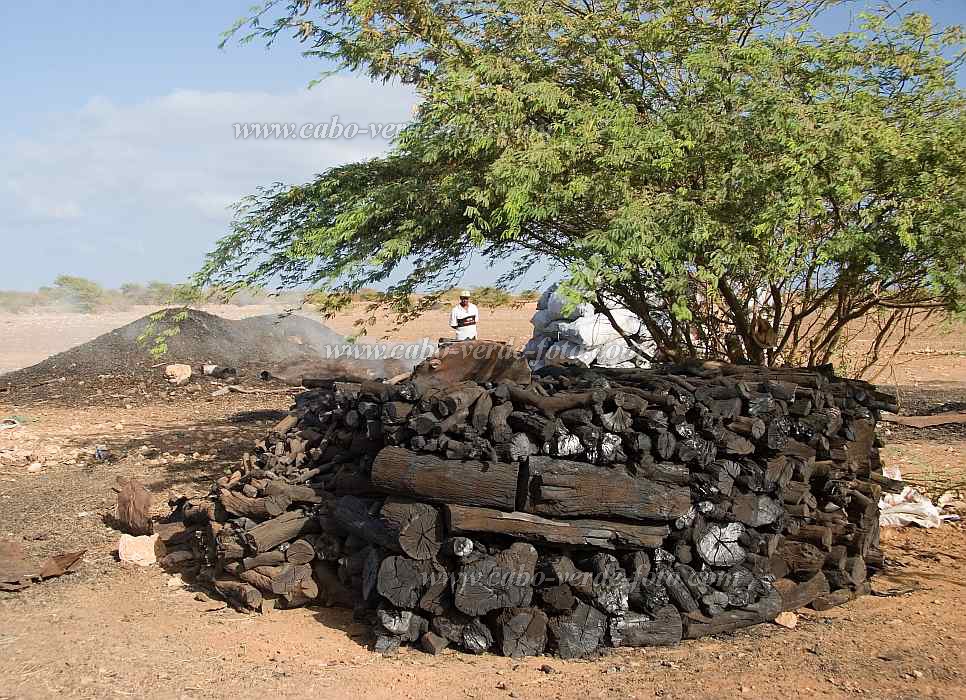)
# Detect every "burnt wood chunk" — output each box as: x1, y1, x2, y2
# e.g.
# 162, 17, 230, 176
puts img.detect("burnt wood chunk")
494, 432, 537, 463
695, 522, 746, 567
488, 402, 515, 443
284, 539, 315, 565
332, 495, 401, 551
787, 524, 832, 550
731, 493, 783, 528
470, 392, 493, 433
242, 550, 286, 570
508, 411, 557, 441
377, 555, 433, 609
765, 416, 792, 451
728, 416, 766, 440
454, 546, 536, 616
380, 499, 443, 560
600, 407, 633, 433
496, 607, 549, 658
538, 584, 576, 613
609, 605, 683, 647
371, 447, 519, 510
445, 505, 668, 550
640, 462, 690, 485
548, 603, 607, 659
219, 488, 291, 521
508, 387, 606, 416
587, 553, 631, 615
244, 511, 319, 554
774, 572, 830, 611
662, 568, 700, 613
682, 585, 782, 639
652, 430, 677, 459
381, 401, 414, 424
526, 457, 691, 522
439, 385, 485, 417
212, 578, 263, 611
717, 429, 755, 456
779, 541, 826, 580
432, 610, 494, 654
